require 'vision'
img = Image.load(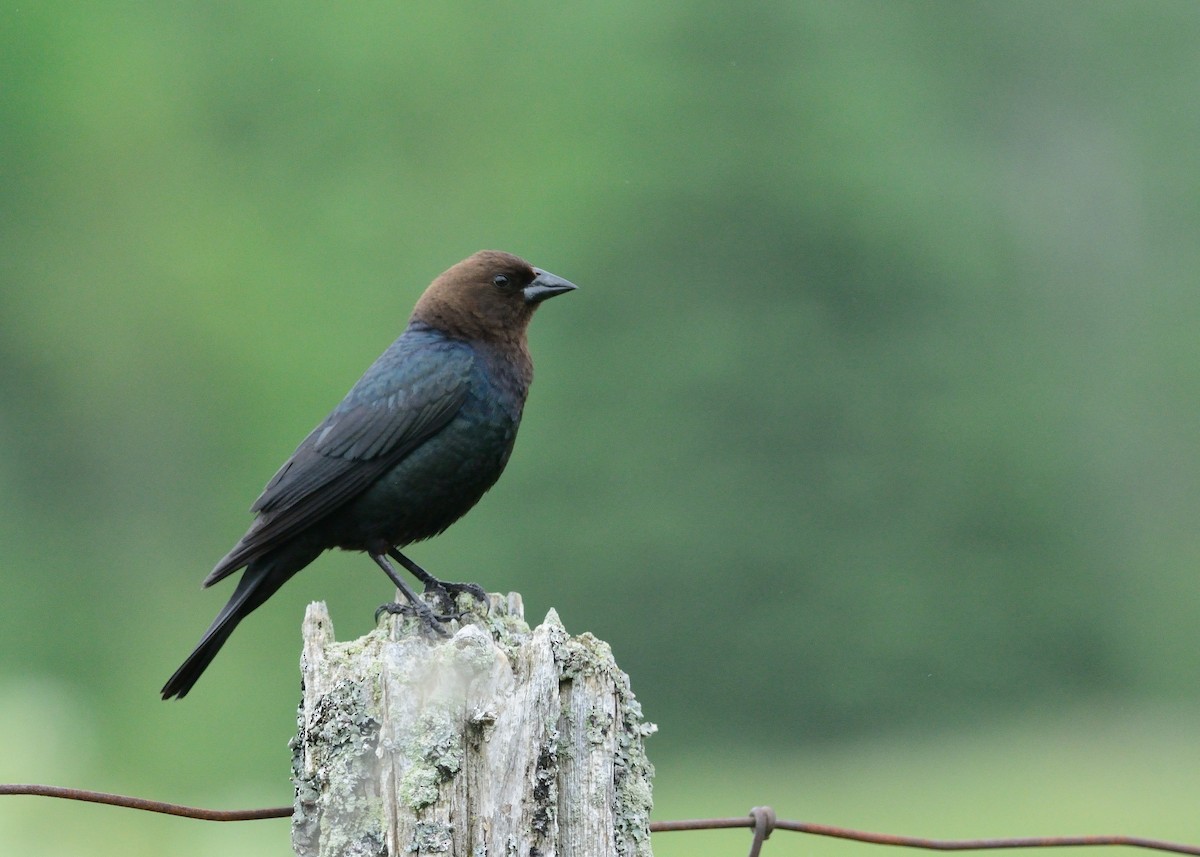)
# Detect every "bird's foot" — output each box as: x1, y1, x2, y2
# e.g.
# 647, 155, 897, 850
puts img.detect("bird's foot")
422, 578, 489, 617
369, 551, 461, 635
373, 547, 489, 627
384, 547, 489, 617
374, 599, 453, 636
